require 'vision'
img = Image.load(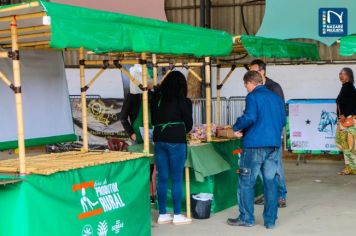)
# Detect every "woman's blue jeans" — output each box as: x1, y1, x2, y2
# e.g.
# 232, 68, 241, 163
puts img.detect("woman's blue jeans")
238, 147, 279, 227
155, 142, 186, 214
